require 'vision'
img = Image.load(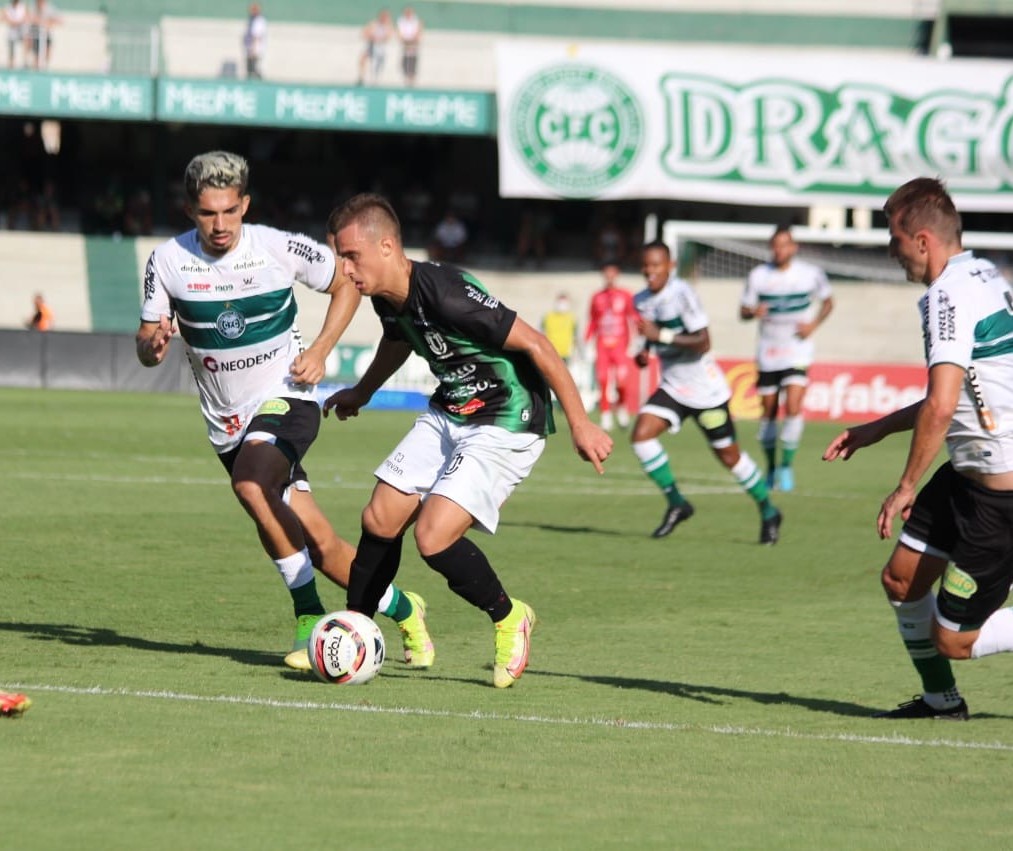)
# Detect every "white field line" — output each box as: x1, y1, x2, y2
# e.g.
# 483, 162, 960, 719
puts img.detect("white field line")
3, 469, 867, 500
6, 681, 1012, 753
